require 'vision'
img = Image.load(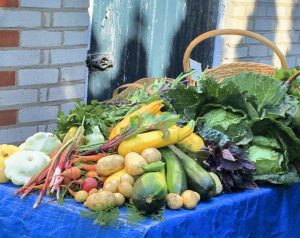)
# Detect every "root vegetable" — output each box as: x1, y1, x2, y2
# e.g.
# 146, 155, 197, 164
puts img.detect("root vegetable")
81, 177, 98, 192
120, 173, 134, 186
97, 155, 125, 176
78, 163, 97, 172
118, 181, 133, 198
61, 167, 81, 180
88, 188, 98, 195
125, 152, 147, 176
166, 193, 183, 210
86, 170, 98, 178
181, 190, 200, 210
114, 193, 125, 207
85, 191, 116, 210
103, 179, 119, 193
75, 190, 88, 203
141, 148, 162, 164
